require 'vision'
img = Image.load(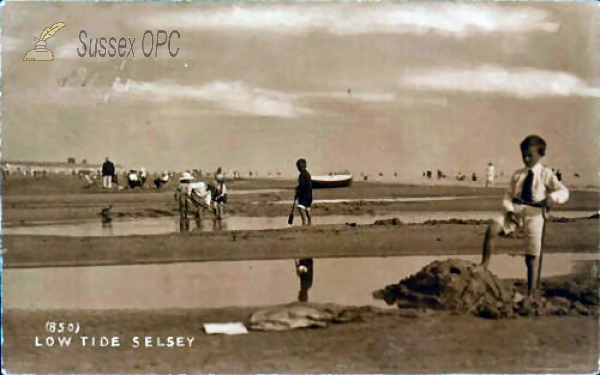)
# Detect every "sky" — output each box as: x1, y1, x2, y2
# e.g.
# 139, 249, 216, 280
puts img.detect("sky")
1, 1, 598, 184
